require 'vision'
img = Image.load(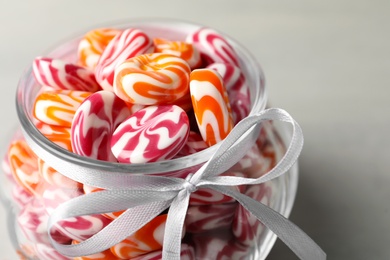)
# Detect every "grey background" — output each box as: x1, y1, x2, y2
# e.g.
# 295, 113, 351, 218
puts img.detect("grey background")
0, 1, 389, 259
